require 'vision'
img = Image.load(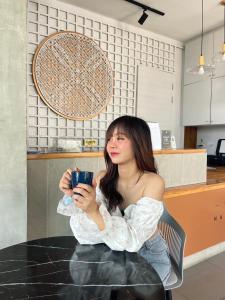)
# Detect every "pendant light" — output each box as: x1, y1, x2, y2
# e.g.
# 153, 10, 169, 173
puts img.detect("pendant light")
213, 0, 225, 63
222, 1, 225, 60
186, 0, 215, 75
